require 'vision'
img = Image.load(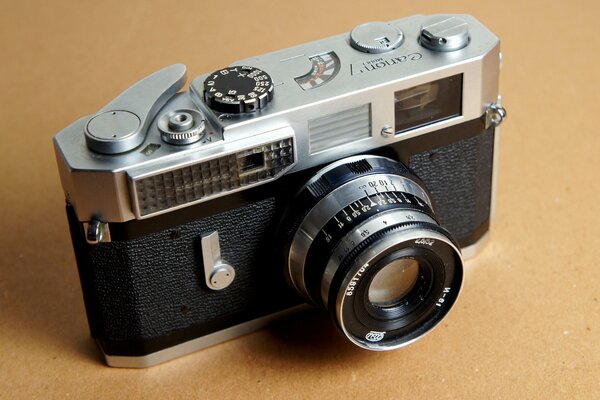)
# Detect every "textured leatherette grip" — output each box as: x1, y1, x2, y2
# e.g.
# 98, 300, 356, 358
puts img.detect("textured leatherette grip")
68, 198, 299, 355
409, 129, 494, 246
